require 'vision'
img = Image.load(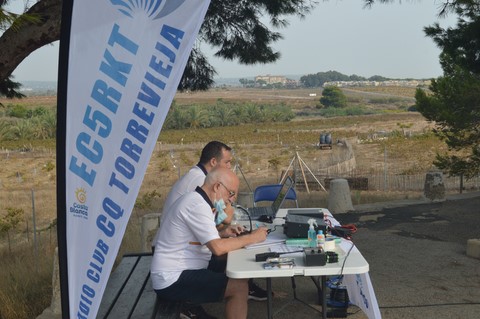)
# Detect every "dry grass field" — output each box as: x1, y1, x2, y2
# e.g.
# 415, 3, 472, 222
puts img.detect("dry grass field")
0, 86, 438, 235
